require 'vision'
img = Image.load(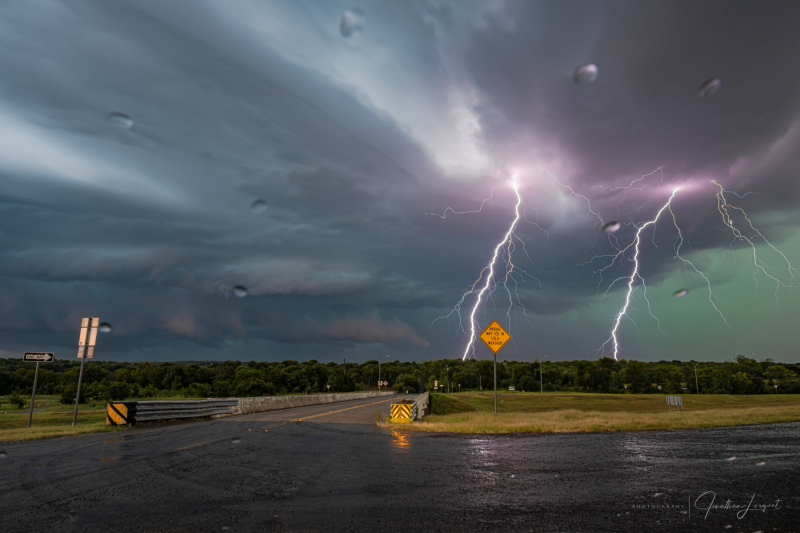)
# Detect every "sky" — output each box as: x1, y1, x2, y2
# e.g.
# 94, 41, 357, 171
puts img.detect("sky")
2, 0, 800, 364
